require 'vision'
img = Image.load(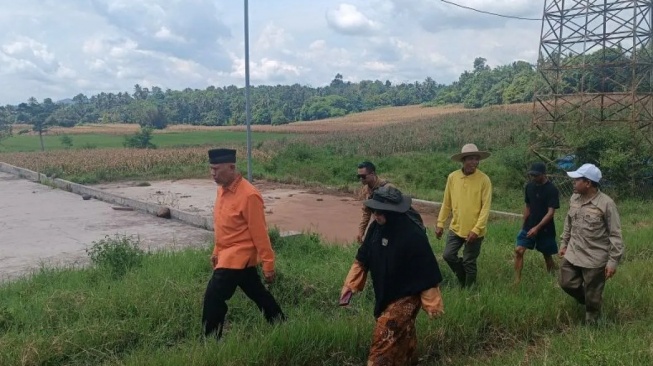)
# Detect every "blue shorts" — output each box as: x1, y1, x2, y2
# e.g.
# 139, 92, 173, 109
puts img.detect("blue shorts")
516, 229, 558, 256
